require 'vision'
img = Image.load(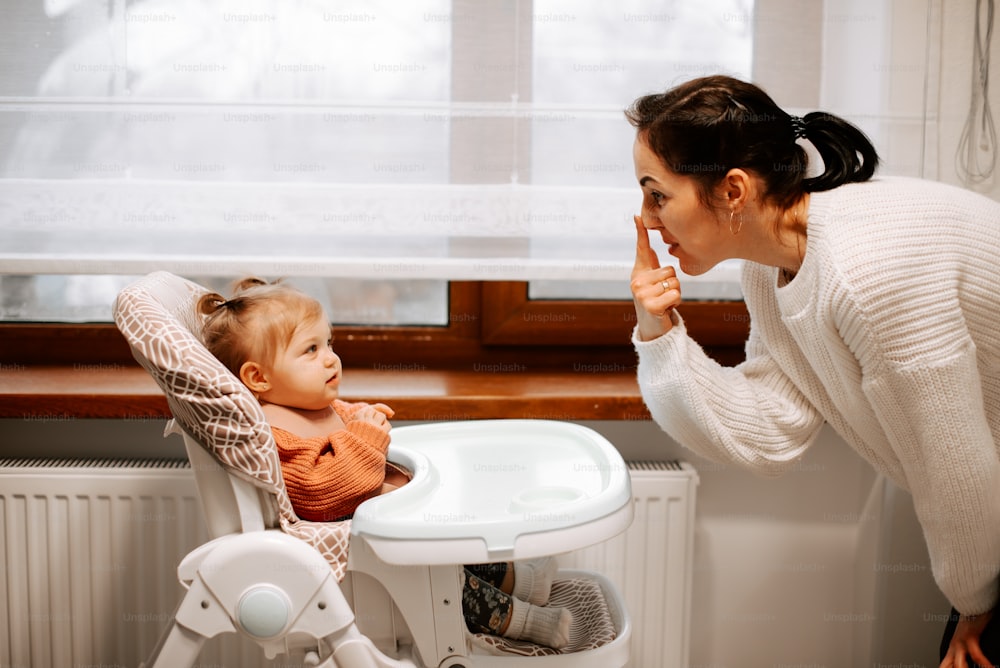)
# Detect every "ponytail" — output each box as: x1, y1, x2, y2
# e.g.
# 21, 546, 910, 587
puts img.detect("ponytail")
197, 291, 227, 316
197, 277, 270, 318
798, 111, 879, 193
